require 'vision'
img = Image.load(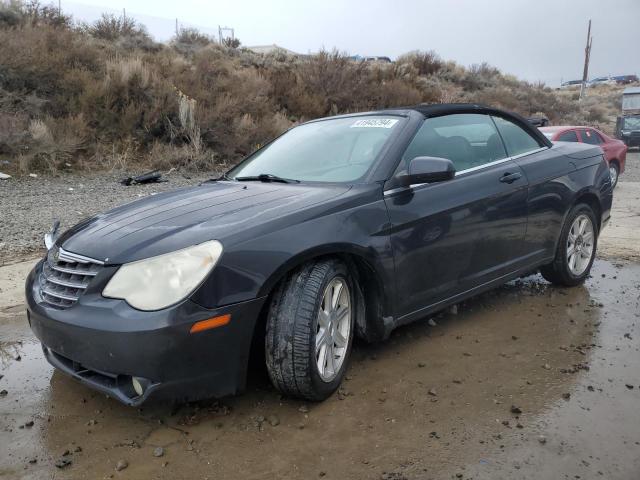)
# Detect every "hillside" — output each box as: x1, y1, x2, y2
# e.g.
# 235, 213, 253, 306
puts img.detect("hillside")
0, 2, 629, 175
